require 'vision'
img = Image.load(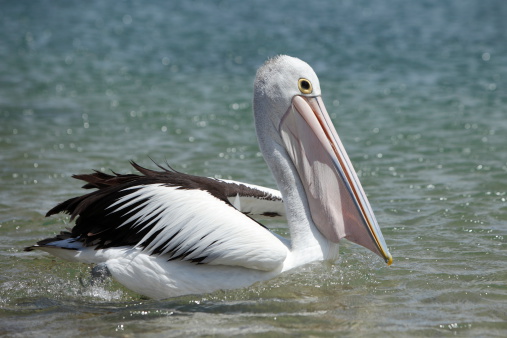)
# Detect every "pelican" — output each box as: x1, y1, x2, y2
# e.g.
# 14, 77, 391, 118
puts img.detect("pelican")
25, 55, 392, 299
